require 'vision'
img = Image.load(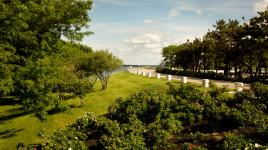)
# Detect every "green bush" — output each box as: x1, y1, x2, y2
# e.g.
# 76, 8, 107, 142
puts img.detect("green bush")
223, 133, 252, 150
167, 83, 206, 104
40, 82, 268, 149
49, 102, 70, 114
43, 127, 87, 150
108, 89, 174, 124
251, 82, 268, 112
